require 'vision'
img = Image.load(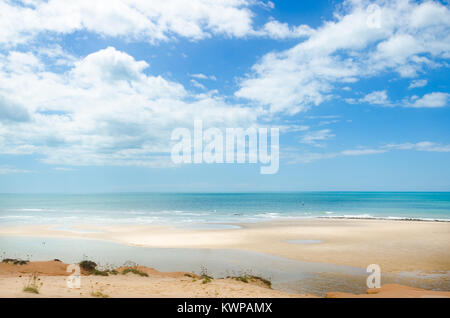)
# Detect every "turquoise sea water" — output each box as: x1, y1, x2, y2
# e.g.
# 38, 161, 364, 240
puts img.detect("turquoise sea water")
0, 192, 449, 227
